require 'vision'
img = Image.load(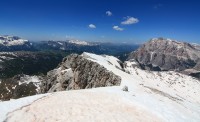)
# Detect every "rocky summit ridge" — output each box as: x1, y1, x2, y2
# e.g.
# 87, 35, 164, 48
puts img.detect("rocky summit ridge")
128, 38, 200, 78
42, 53, 121, 93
